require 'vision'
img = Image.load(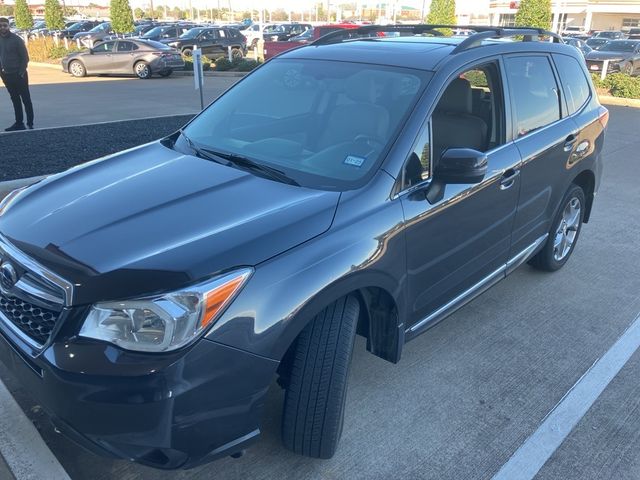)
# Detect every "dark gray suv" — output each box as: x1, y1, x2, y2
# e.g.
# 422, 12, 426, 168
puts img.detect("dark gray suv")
0, 25, 607, 469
